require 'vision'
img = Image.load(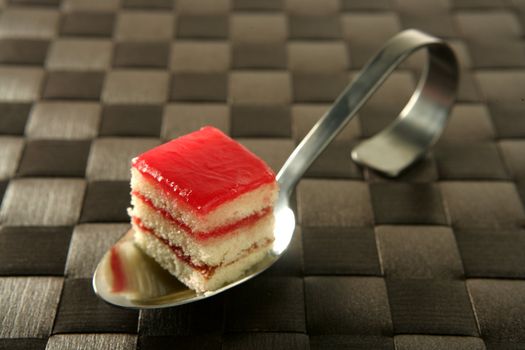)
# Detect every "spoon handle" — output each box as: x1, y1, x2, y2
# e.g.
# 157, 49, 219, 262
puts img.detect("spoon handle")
277, 29, 458, 194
